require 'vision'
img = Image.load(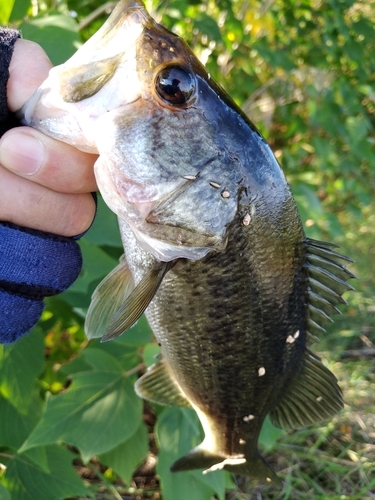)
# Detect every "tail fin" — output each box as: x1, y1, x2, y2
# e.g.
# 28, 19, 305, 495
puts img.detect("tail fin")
170, 446, 281, 486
